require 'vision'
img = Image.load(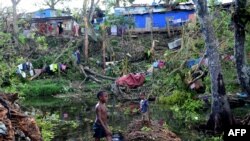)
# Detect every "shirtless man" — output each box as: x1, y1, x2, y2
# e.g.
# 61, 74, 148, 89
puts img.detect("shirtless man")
93, 91, 112, 141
